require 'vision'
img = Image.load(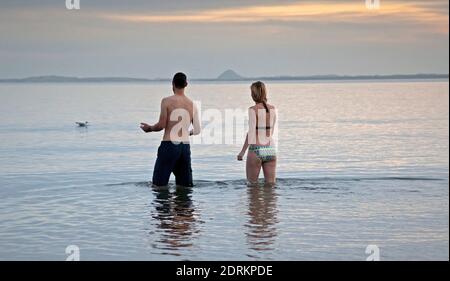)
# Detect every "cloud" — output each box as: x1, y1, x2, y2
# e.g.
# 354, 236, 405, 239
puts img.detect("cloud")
99, 1, 448, 33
